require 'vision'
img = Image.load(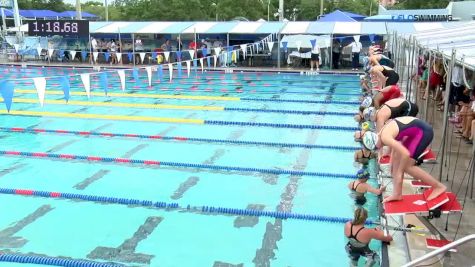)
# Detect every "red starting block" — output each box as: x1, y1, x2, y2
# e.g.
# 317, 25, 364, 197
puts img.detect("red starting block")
421, 148, 437, 163
410, 181, 431, 188
384, 190, 461, 216
426, 238, 456, 252
379, 155, 391, 165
